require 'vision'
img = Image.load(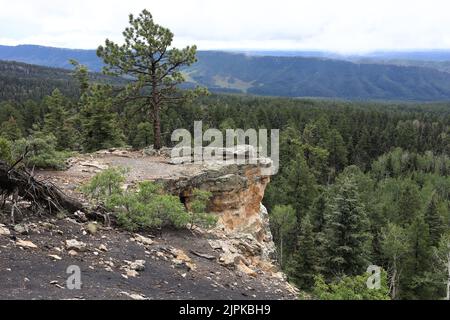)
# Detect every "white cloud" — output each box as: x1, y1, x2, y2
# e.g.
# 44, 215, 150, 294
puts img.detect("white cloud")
0, 0, 450, 52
